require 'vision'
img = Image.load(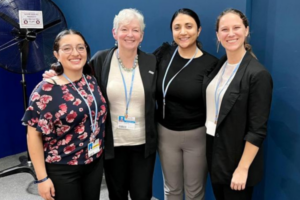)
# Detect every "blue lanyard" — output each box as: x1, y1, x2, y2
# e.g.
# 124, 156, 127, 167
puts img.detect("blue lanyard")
63, 74, 98, 137
162, 46, 198, 119
116, 49, 136, 118
214, 60, 242, 123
